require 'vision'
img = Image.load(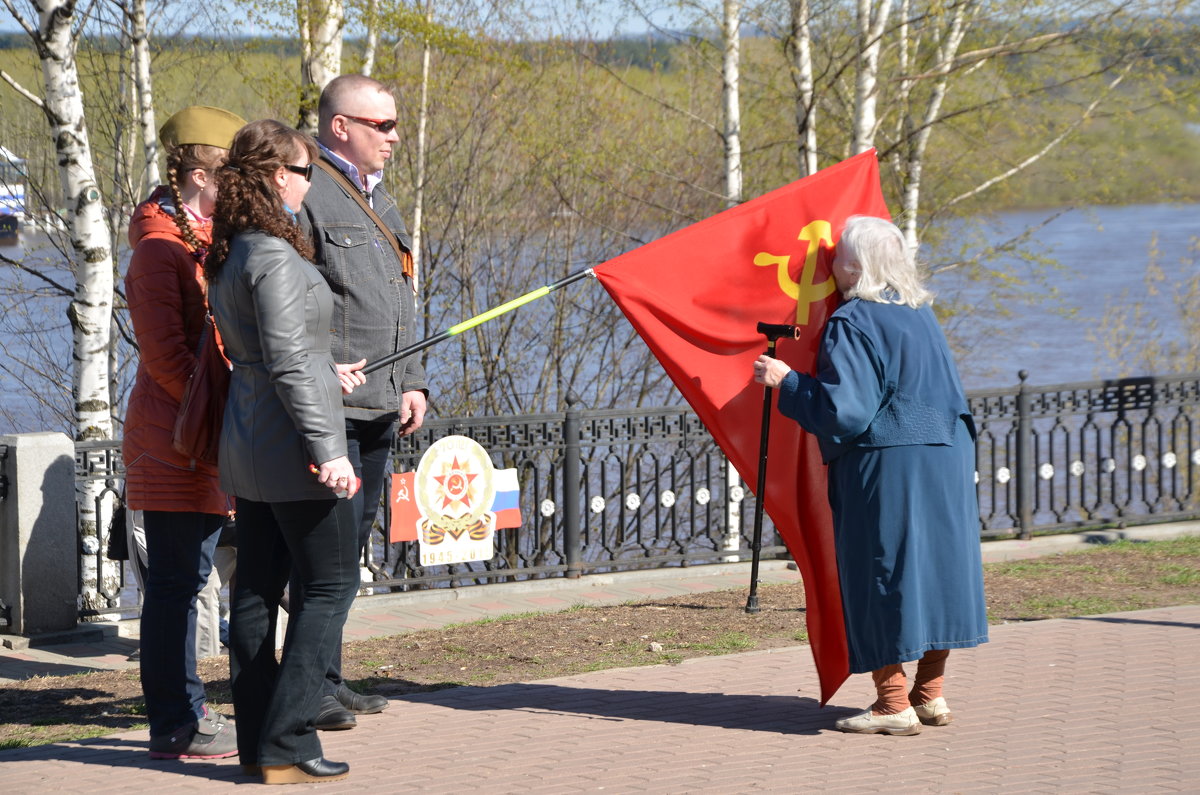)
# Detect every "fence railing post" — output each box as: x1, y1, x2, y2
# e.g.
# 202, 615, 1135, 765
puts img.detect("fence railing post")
563, 394, 583, 579
1015, 370, 1033, 540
